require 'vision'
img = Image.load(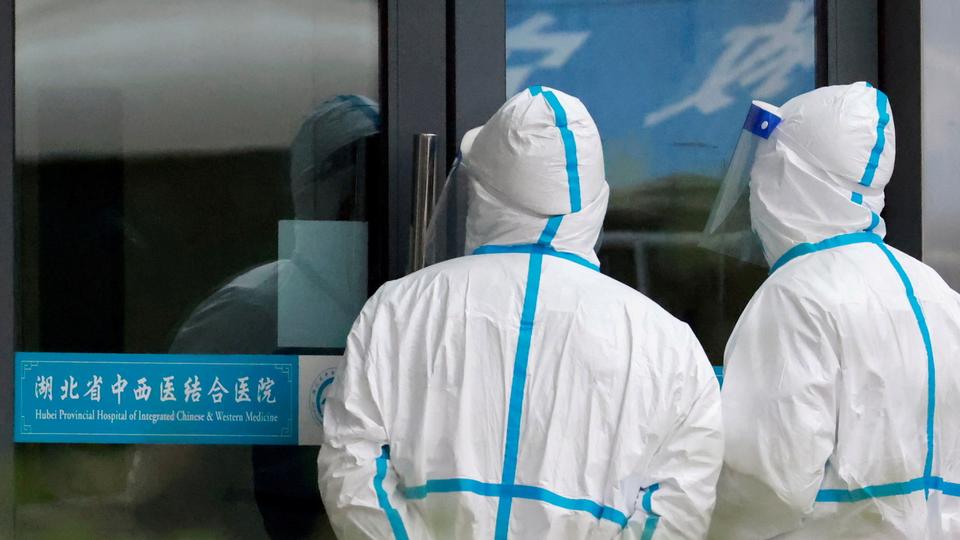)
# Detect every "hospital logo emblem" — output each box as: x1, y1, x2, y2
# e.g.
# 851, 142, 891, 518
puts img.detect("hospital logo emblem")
310, 368, 337, 426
